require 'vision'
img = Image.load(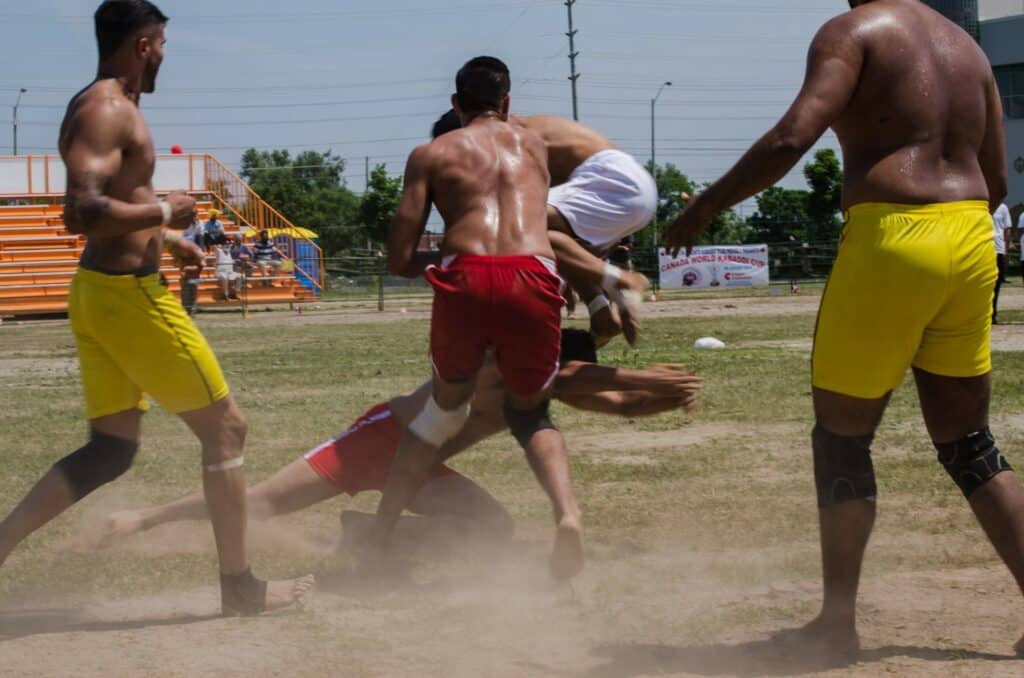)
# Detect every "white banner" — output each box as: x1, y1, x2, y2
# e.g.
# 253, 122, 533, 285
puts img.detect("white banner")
659, 245, 770, 290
